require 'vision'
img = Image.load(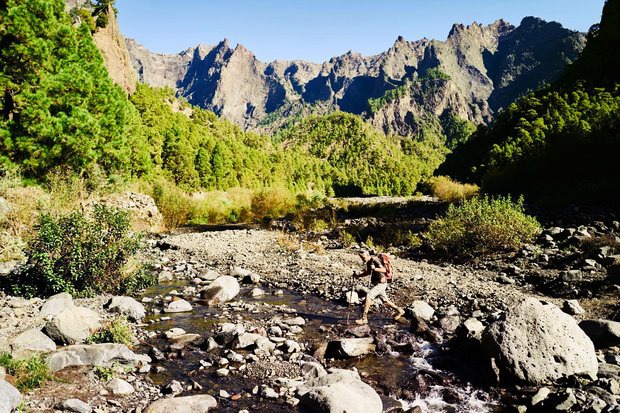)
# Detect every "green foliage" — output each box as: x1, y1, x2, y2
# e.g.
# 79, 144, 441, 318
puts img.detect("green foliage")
0, 0, 139, 179
440, 114, 476, 150
423, 68, 451, 81
87, 317, 135, 346
423, 175, 479, 203
440, 2, 620, 206
368, 81, 411, 114
14, 205, 145, 297
426, 195, 542, 257
0, 353, 52, 391
279, 112, 443, 196
77, 8, 96, 33
93, 365, 114, 381
338, 230, 356, 247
